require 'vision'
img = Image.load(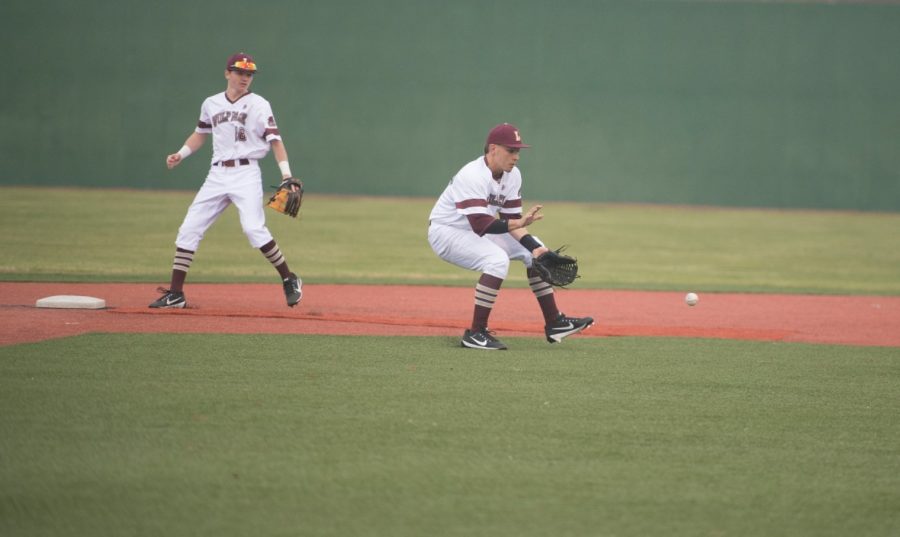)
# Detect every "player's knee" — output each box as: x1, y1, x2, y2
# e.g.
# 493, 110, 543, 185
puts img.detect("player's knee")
175, 231, 203, 252
244, 228, 273, 249
482, 254, 510, 280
